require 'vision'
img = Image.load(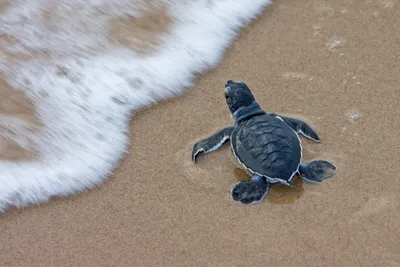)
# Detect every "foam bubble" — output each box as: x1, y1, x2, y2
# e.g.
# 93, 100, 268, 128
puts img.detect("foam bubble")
347, 111, 361, 122
326, 38, 345, 50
